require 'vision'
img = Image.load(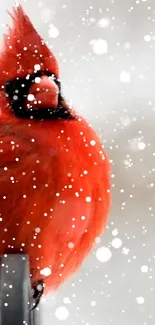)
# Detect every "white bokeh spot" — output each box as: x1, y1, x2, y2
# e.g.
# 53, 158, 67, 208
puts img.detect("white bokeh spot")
144, 35, 151, 42
27, 94, 35, 102
120, 71, 131, 83
141, 265, 148, 273
136, 296, 145, 304
111, 238, 123, 249
97, 18, 110, 28
55, 306, 69, 320
96, 246, 112, 262
90, 39, 108, 55
48, 24, 60, 38
40, 267, 52, 276
138, 142, 146, 150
